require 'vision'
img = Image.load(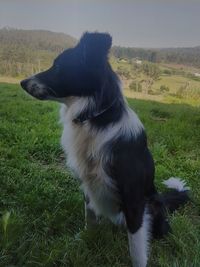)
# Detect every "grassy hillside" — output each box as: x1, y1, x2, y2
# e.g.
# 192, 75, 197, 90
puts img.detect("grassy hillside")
0, 82, 199, 266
